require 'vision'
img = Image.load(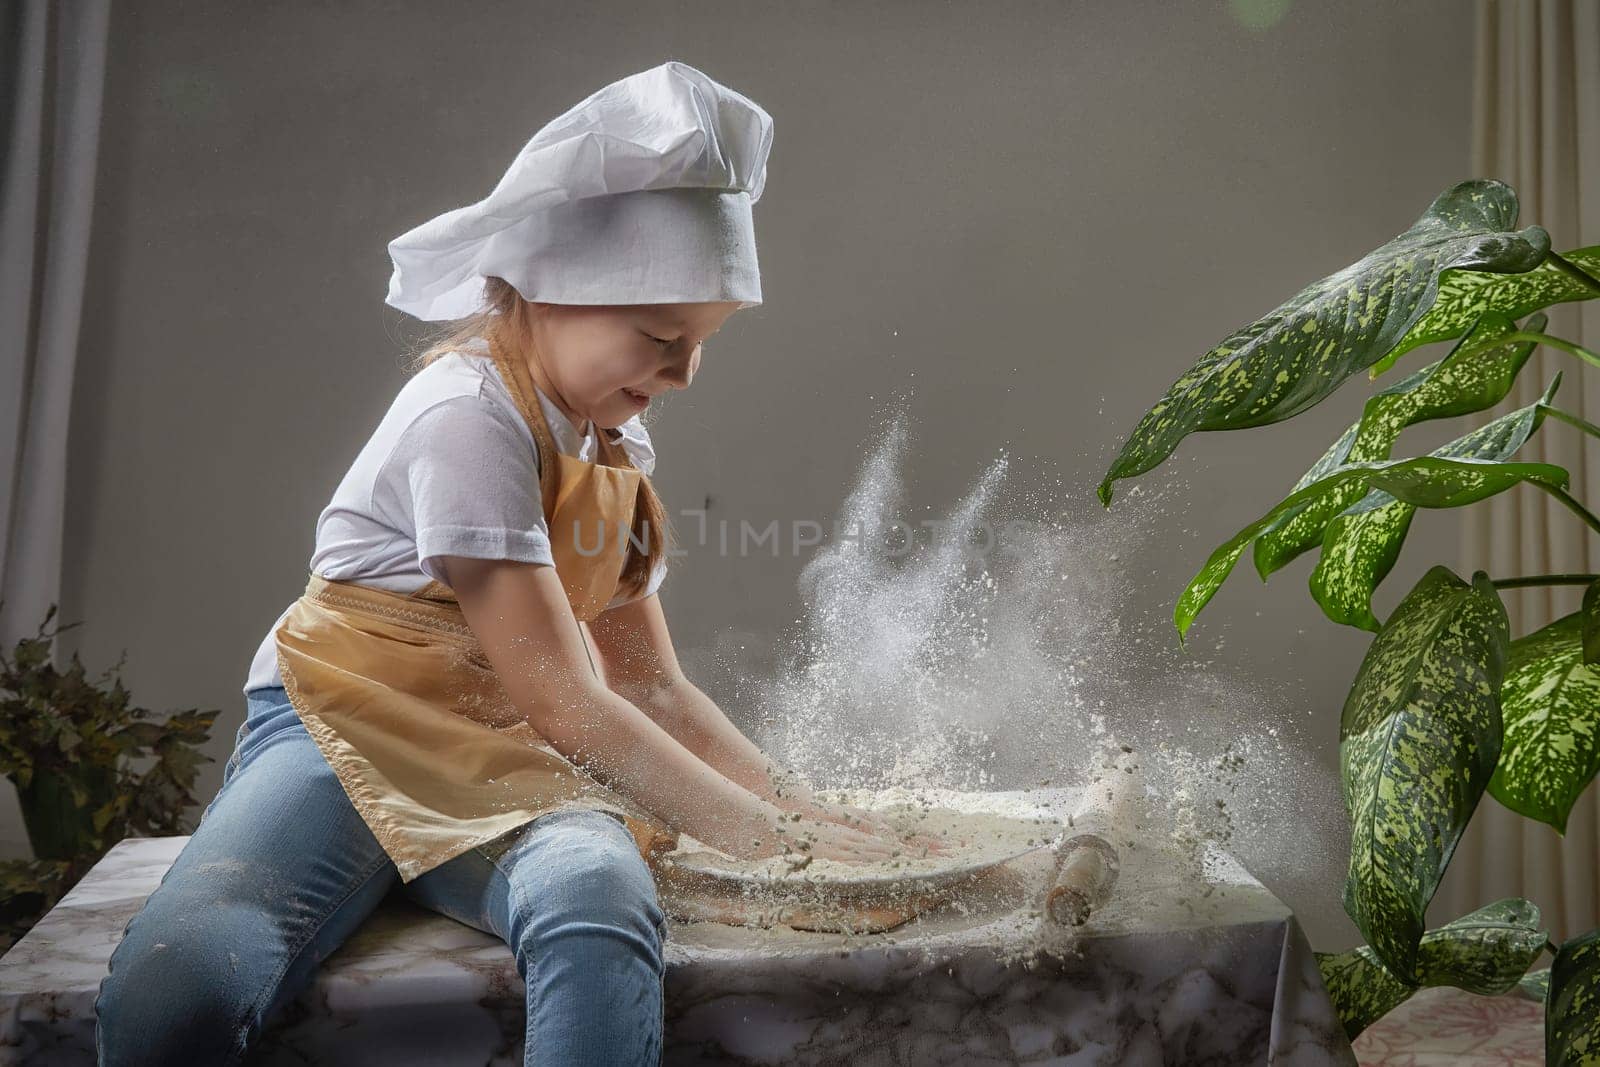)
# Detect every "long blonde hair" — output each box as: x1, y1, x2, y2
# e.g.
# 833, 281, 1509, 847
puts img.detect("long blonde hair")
404, 276, 674, 599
